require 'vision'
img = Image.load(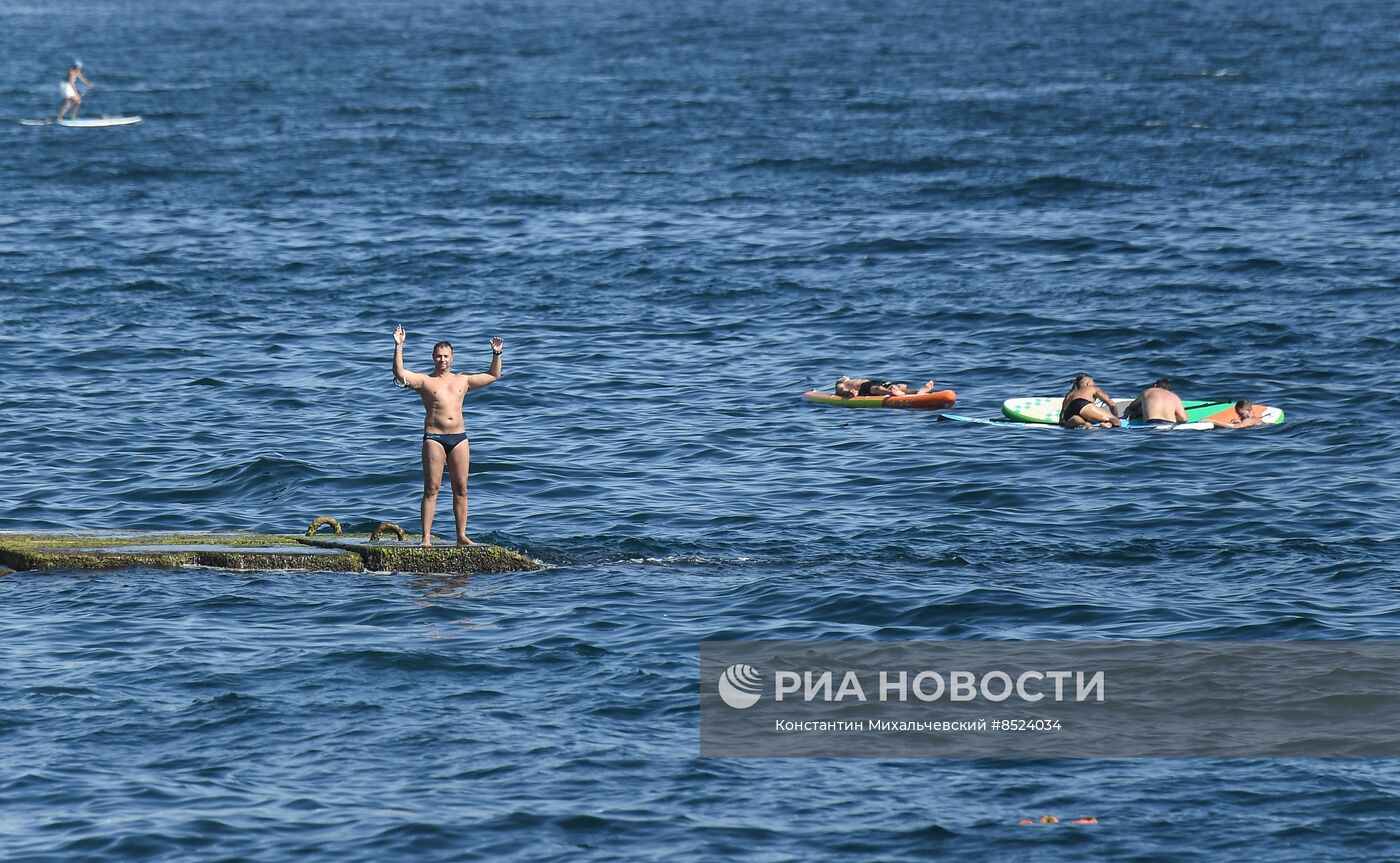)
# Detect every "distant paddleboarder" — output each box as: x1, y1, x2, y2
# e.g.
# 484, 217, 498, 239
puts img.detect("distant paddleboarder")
57, 61, 92, 121
392, 325, 503, 546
